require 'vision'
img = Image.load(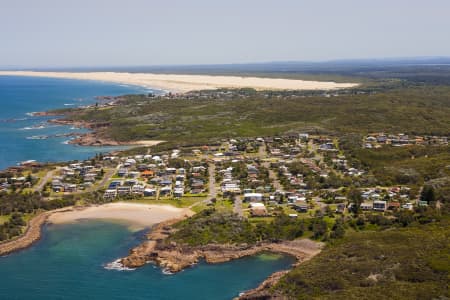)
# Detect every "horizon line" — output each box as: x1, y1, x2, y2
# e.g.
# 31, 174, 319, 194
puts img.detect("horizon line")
2, 56, 450, 70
